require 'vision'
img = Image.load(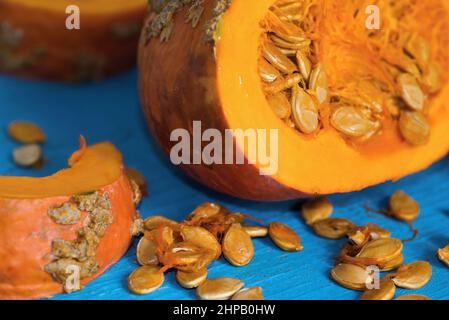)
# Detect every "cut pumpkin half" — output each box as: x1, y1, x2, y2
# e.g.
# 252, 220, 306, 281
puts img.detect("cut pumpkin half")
139, 0, 449, 200
0, 140, 138, 299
